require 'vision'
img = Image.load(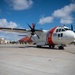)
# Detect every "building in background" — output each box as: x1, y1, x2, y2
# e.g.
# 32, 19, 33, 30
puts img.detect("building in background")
0, 38, 10, 44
